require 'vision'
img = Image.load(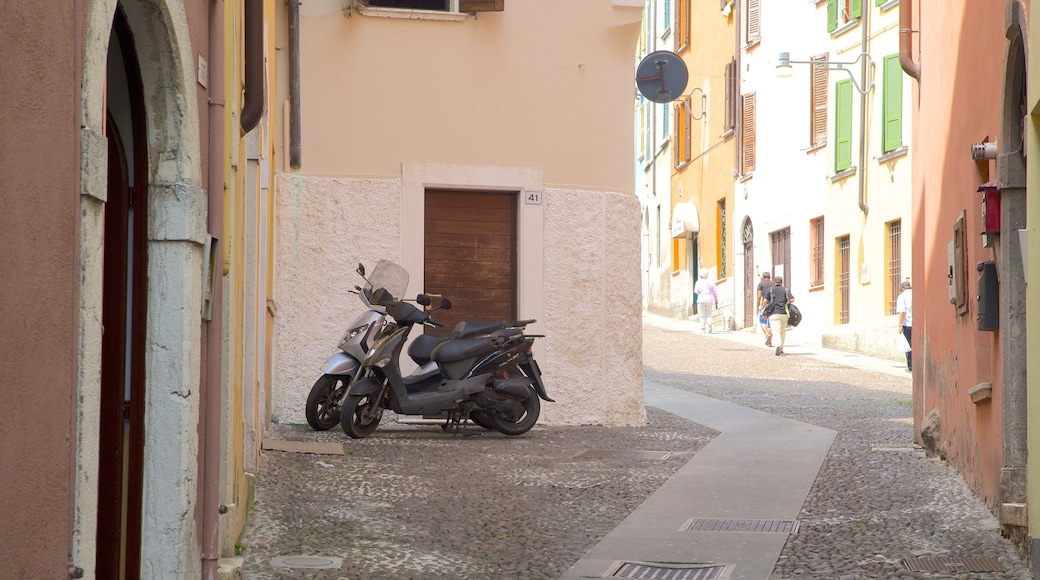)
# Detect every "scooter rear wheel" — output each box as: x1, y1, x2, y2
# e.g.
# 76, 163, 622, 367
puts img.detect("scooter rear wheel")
340, 392, 383, 438
486, 386, 541, 436
305, 374, 349, 431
